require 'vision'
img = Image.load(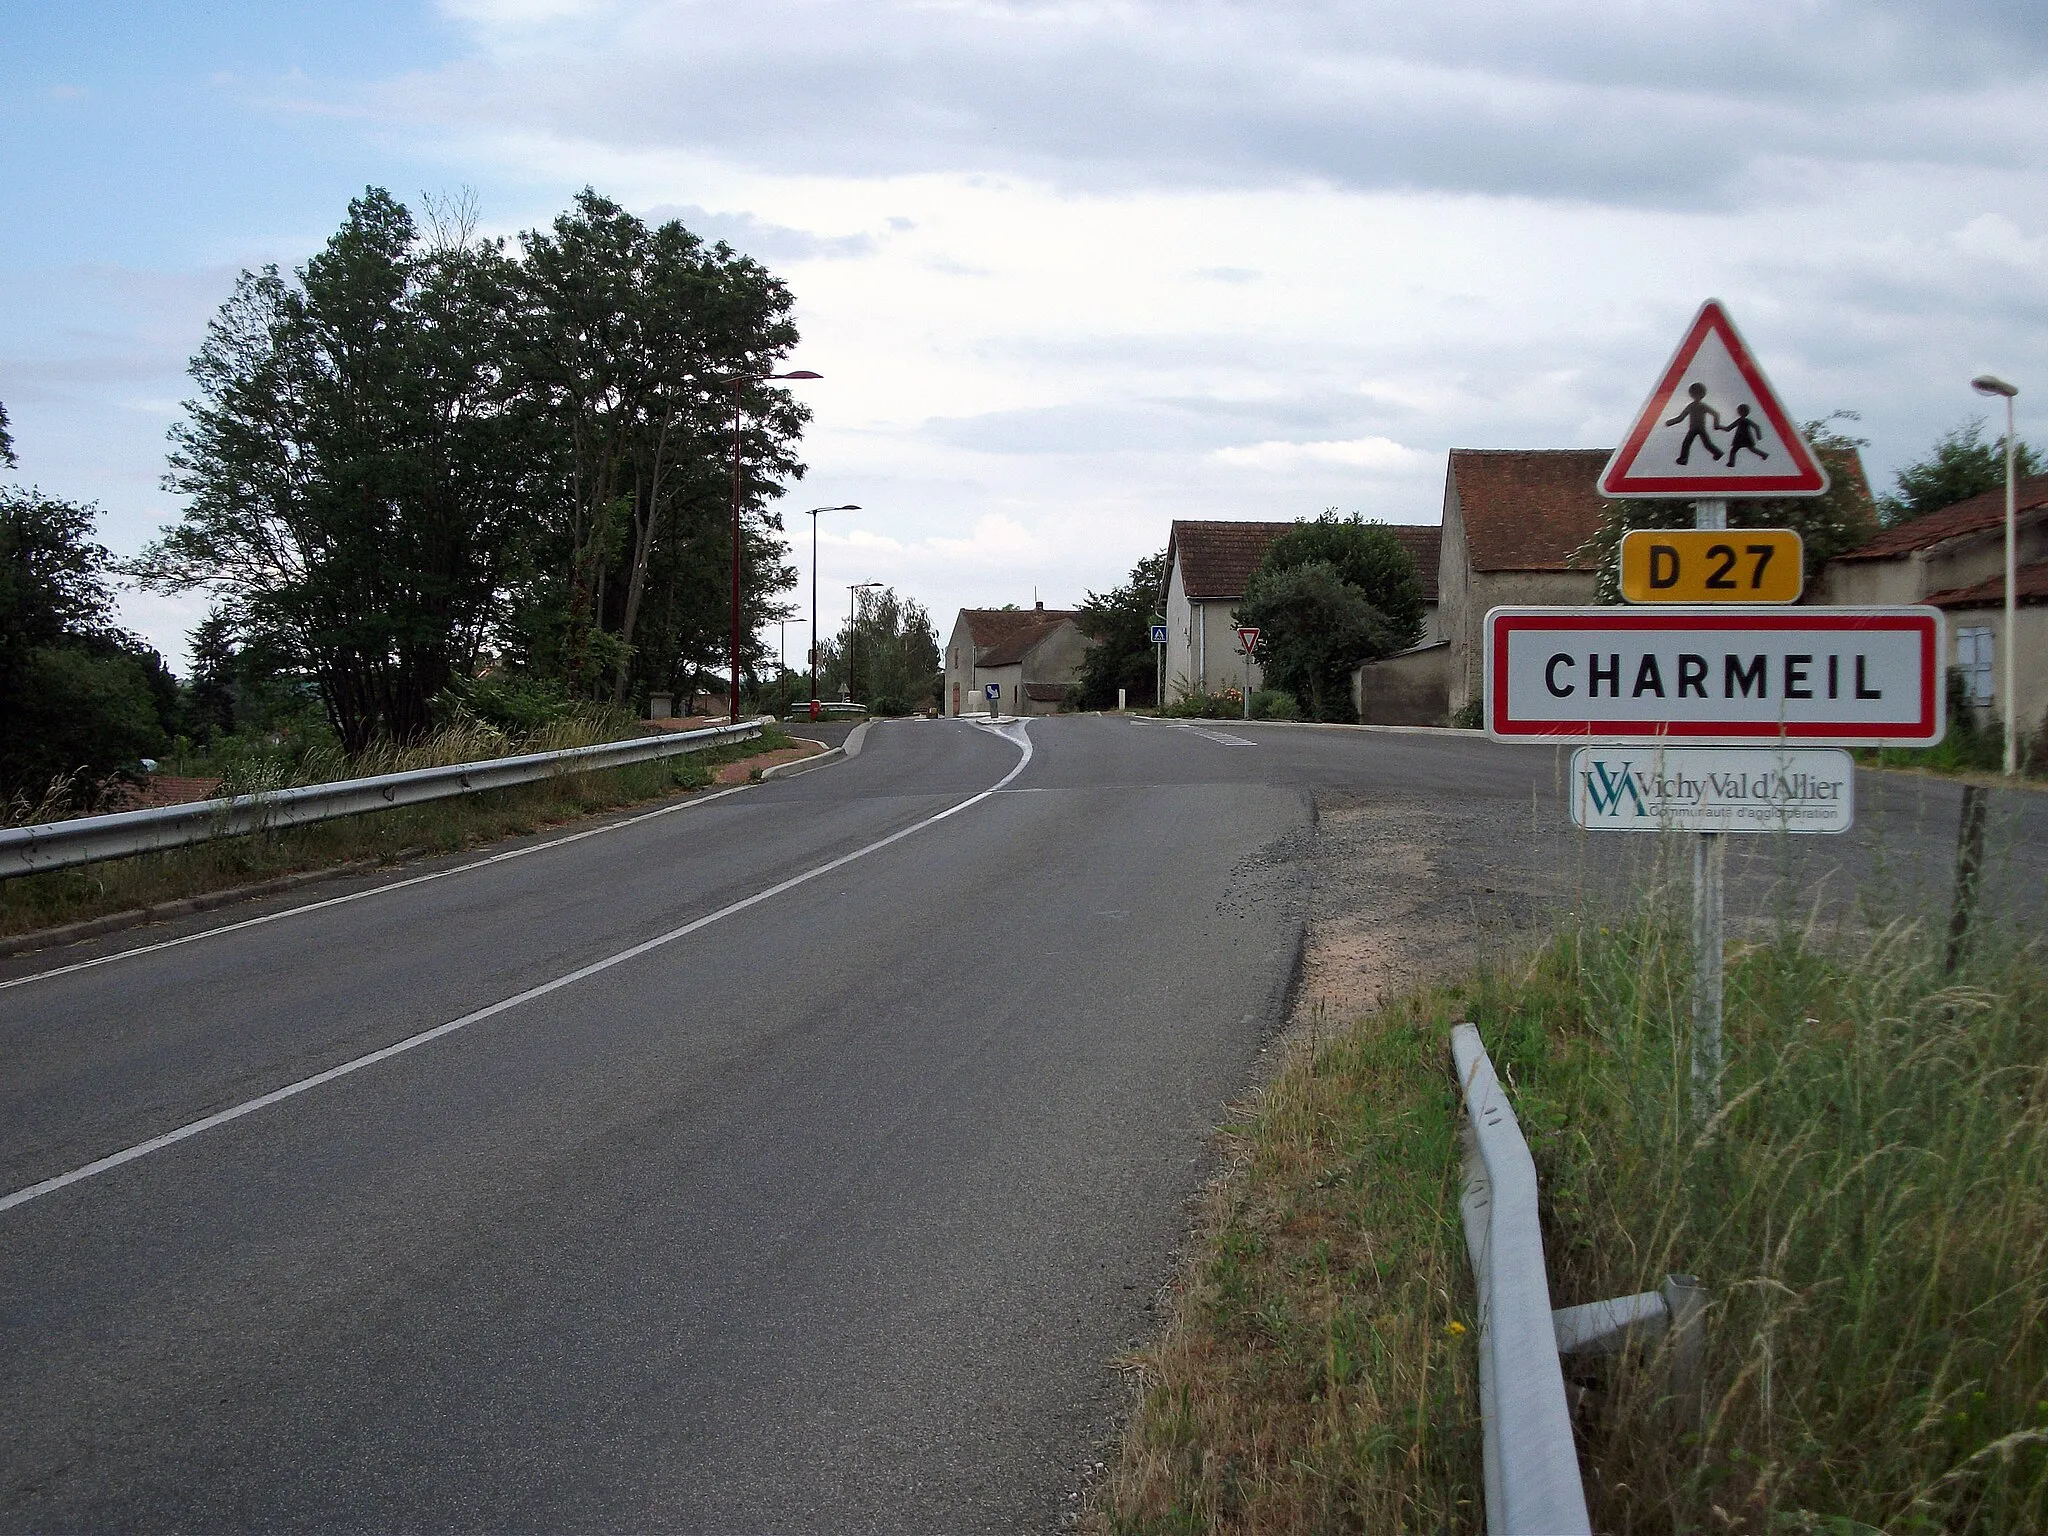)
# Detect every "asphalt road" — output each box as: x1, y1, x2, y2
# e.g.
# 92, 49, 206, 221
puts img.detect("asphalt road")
2, 717, 2042, 1533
